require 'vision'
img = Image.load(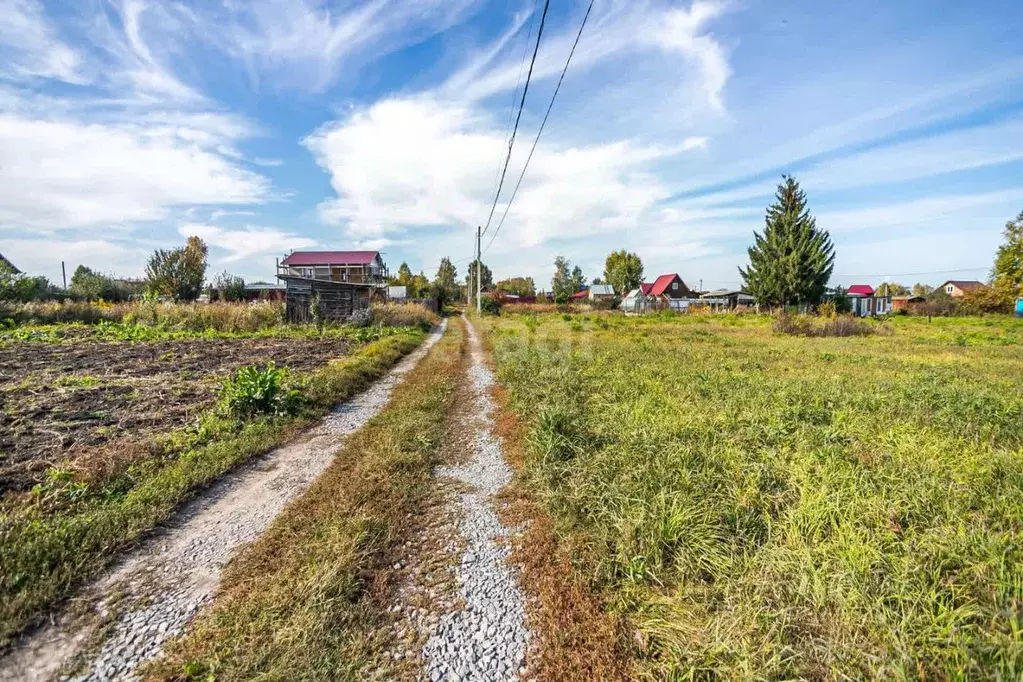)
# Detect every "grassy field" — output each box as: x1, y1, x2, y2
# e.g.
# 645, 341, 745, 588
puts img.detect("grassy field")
482, 311, 1023, 680
0, 313, 430, 649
